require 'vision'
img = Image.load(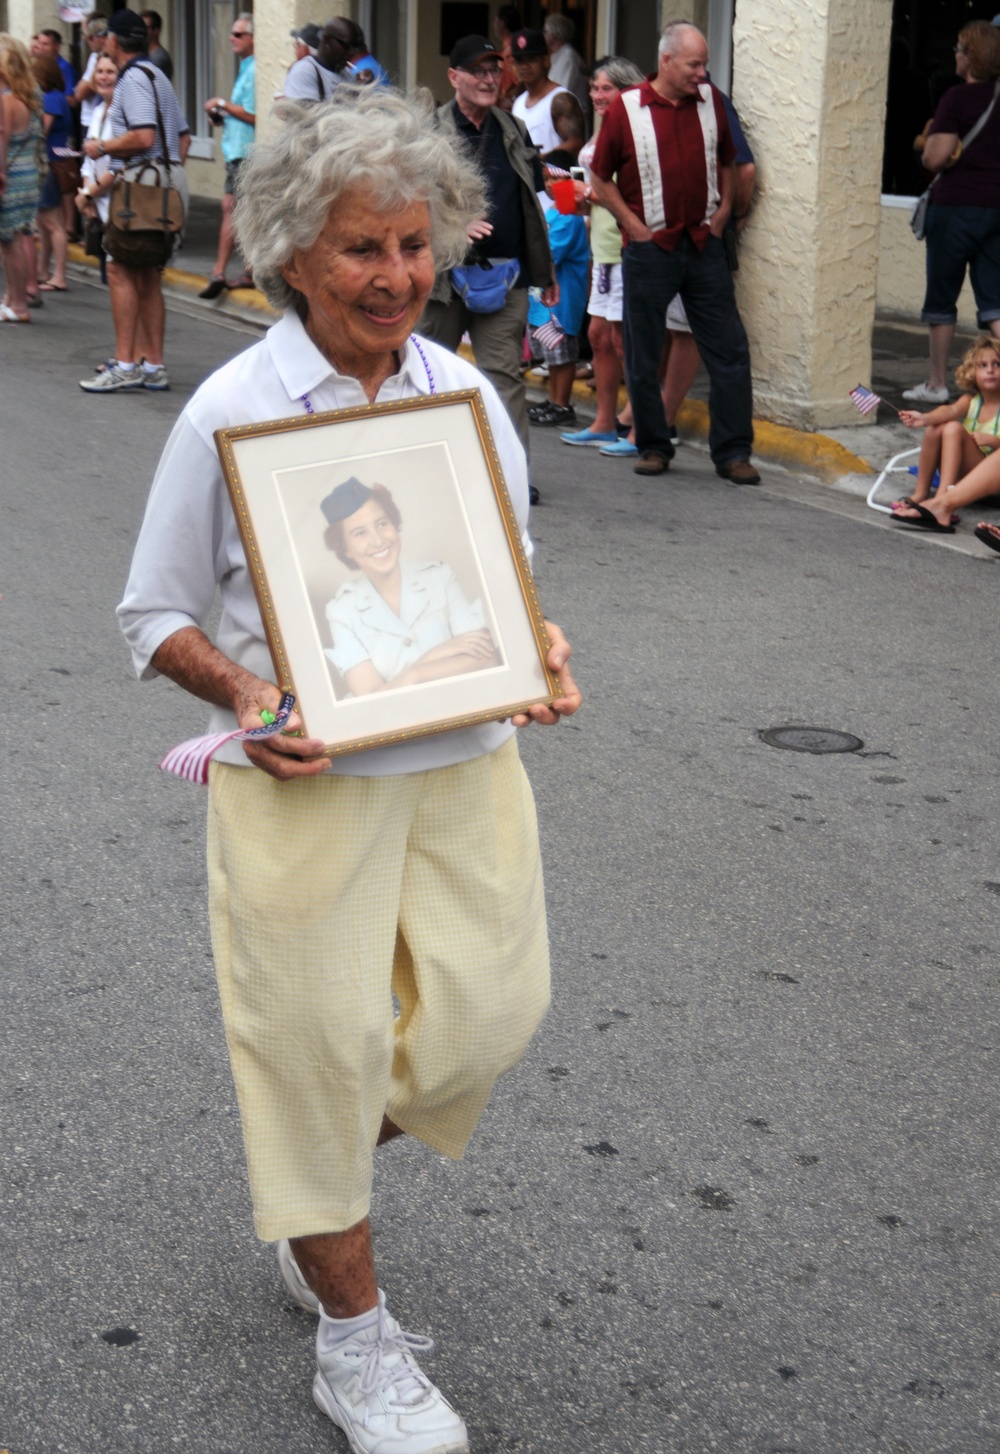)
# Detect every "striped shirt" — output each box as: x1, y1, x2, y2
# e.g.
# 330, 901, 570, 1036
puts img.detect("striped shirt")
109, 57, 188, 167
